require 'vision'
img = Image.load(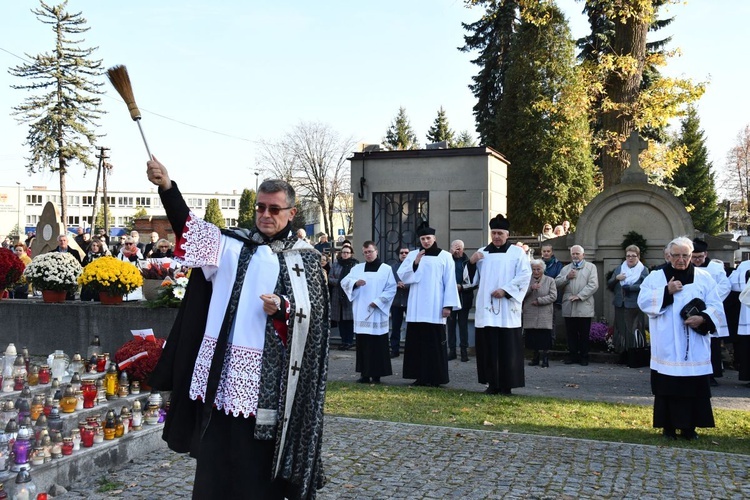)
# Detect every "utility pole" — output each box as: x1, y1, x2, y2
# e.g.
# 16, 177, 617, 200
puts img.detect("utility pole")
92, 147, 110, 235
102, 160, 113, 240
